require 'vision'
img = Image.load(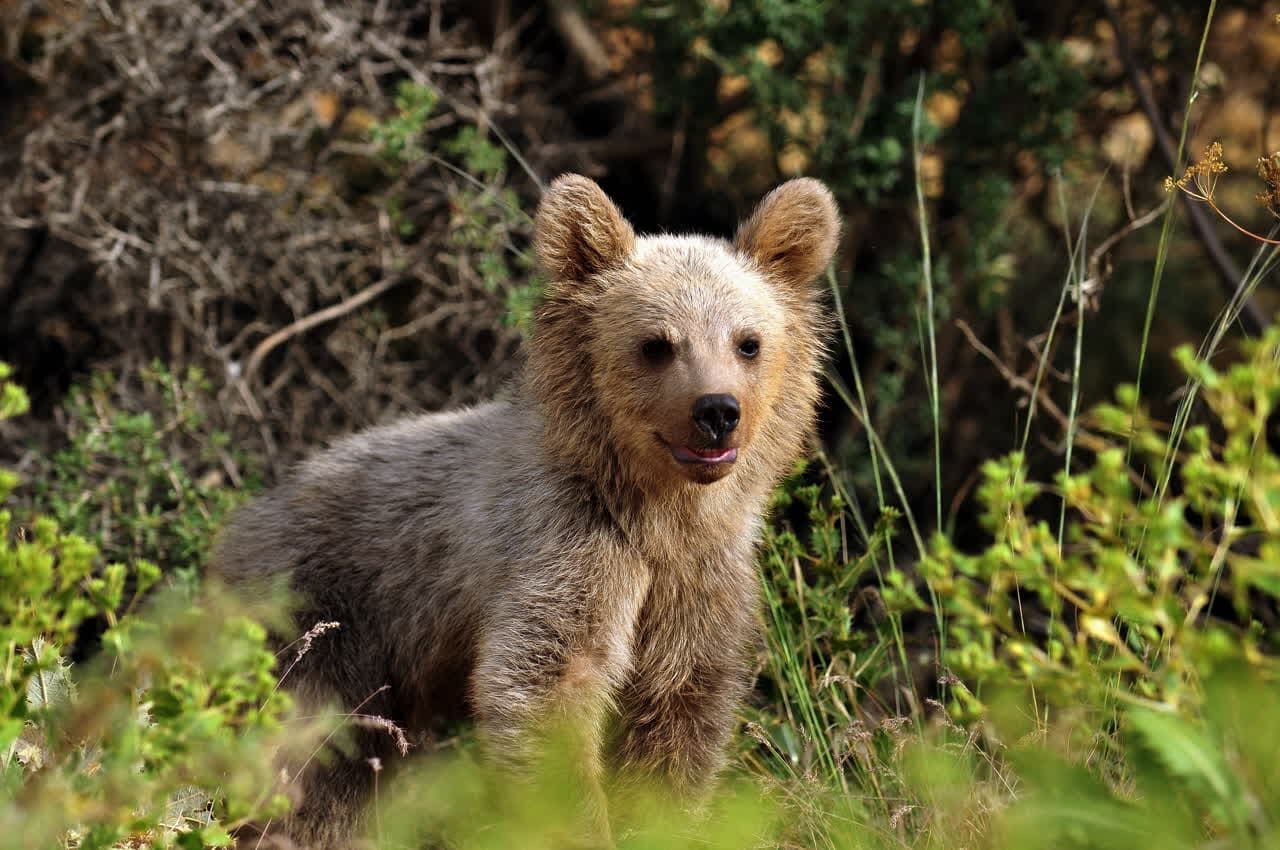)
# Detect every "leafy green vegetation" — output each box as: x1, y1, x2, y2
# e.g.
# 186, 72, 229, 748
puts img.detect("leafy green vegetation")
370, 80, 544, 331
925, 326, 1280, 717
10, 309, 1278, 848
29, 364, 247, 585
0, 366, 311, 850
